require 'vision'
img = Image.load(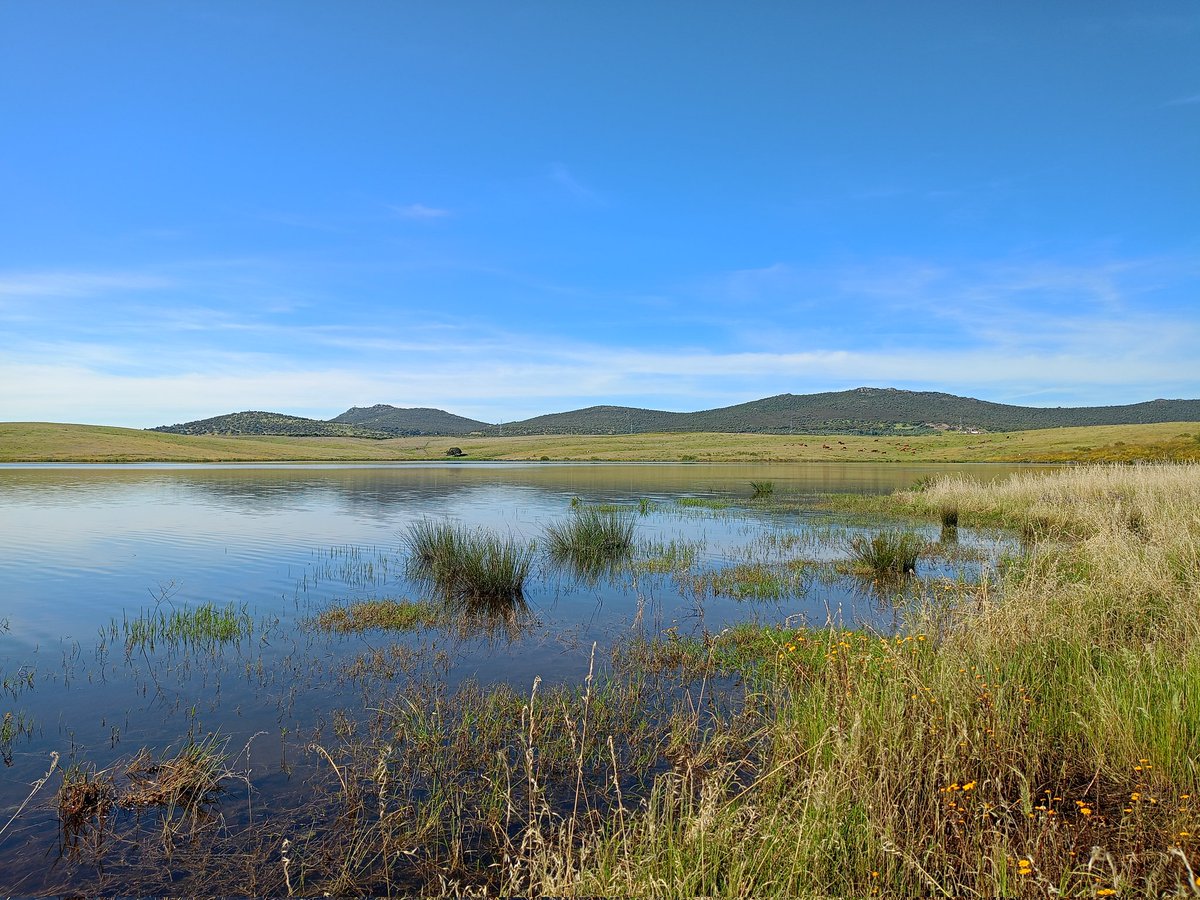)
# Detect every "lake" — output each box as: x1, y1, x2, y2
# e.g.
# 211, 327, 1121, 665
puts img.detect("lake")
0, 461, 1032, 892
